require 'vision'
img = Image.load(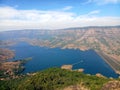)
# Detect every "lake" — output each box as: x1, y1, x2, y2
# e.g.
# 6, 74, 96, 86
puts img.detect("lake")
8, 42, 119, 78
